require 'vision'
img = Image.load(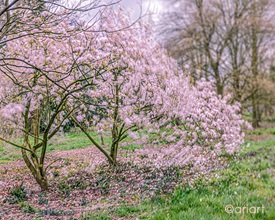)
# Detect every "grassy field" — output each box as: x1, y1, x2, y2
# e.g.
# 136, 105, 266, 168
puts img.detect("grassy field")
0, 130, 140, 164
81, 137, 275, 220
0, 125, 274, 219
